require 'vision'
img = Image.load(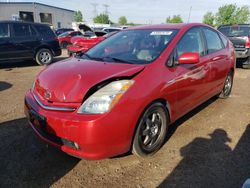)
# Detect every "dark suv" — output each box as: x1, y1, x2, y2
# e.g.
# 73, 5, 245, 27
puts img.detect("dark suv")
218, 24, 250, 69
0, 21, 61, 65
